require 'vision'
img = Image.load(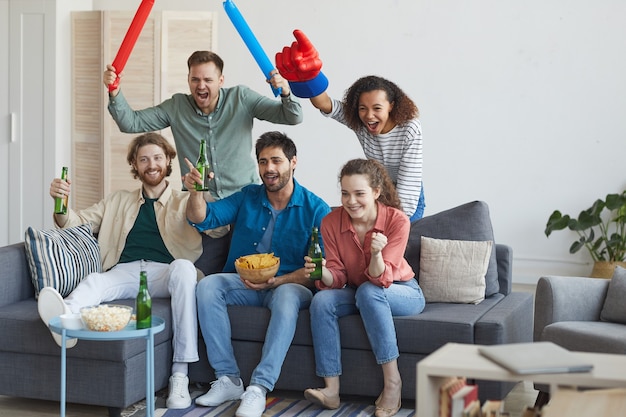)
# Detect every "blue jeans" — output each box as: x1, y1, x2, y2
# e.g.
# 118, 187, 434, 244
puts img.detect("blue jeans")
410, 185, 426, 222
196, 273, 313, 390
309, 280, 425, 377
